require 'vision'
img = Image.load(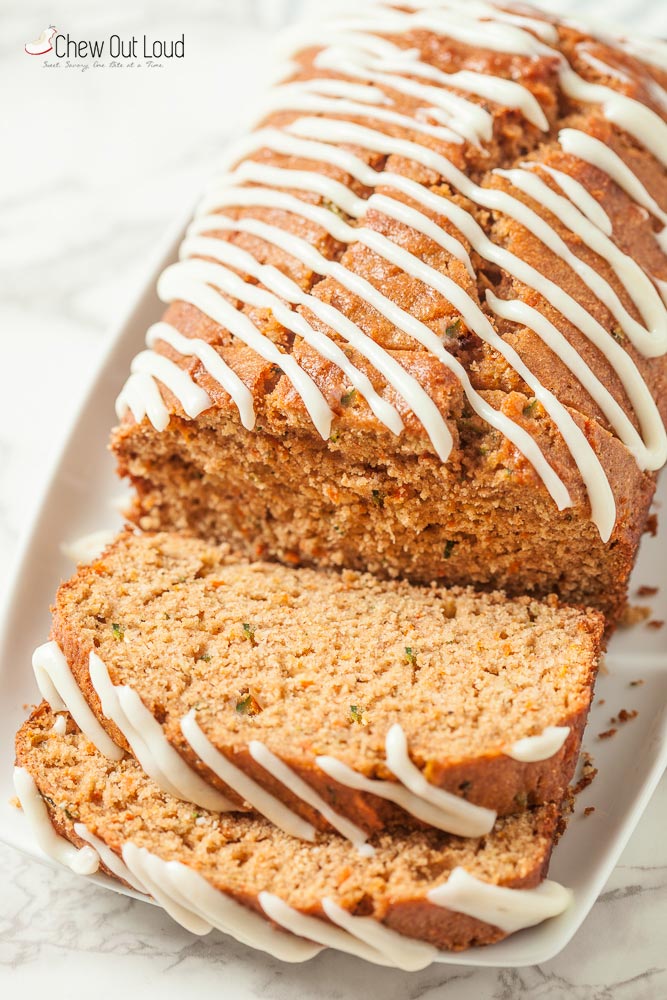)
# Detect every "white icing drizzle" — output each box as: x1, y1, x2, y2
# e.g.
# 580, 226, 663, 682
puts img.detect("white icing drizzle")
522, 160, 612, 235
88, 651, 235, 812
380, 0, 560, 43
317, 723, 495, 838
621, 36, 667, 73
61, 529, 117, 565
320, 899, 437, 971
177, 238, 443, 453
51, 715, 67, 735
171, 245, 405, 435
558, 128, 667, 249
259, 893, 394, 966
156, 265, 334, 440
73, 823, 149, 894
117, 323, 254, 433
288, 115, 667, 355
141, 850, 323, 961
32, 641, 124, 761
248, 740, 375, 856
115, 346, 211, 431
13, 767, 100, 876
577, 44, 632, 86
180, 710, 316, 841
493, 164, 667, 357
277, 118, 667, 472
146, 323, 256, 430
427, 867, 573, 933
34, 645, 507, 845
122, 843, 213, 935
115, 370, 170, 432
505, 725, 570, 763
257, 79, 464, 145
